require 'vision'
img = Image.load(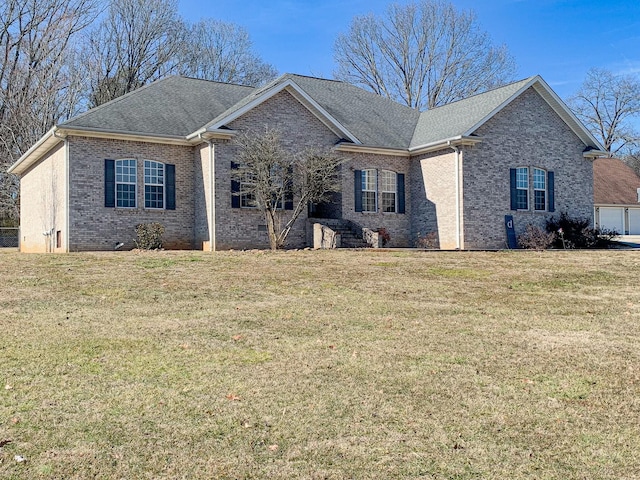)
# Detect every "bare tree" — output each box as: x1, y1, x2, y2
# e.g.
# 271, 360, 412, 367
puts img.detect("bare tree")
233, 128, 344, 250
333, 0, 516, 110
568, 68, 640, 156
84, 0, 183, 107
0, 0, 98, 221
177, 18, 277, 86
